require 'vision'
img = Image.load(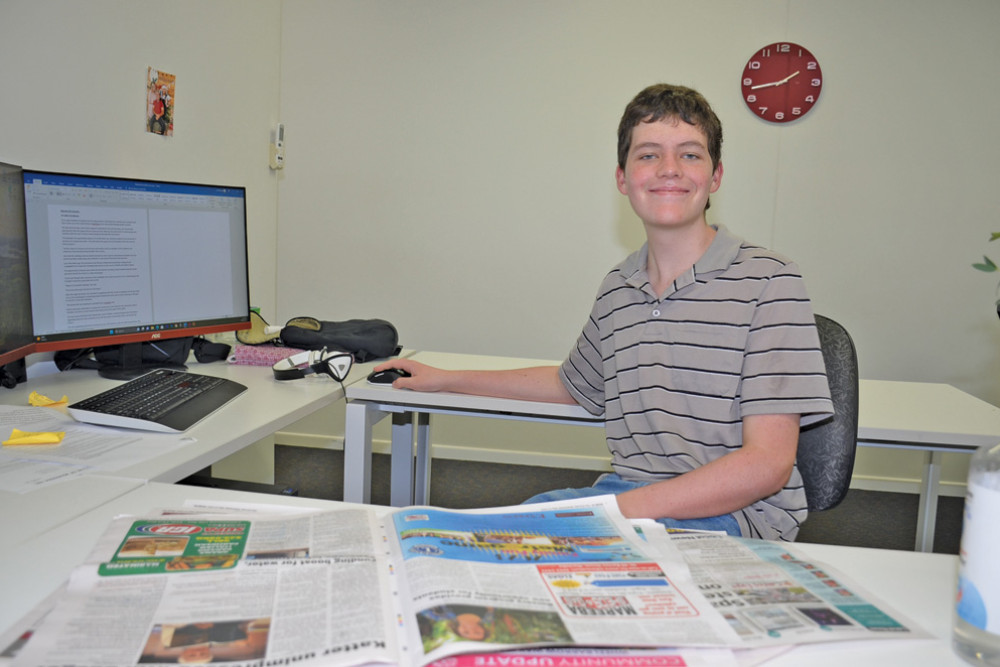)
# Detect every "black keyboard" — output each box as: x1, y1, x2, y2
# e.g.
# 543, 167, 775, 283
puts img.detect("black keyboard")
68, 368, 248, 433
